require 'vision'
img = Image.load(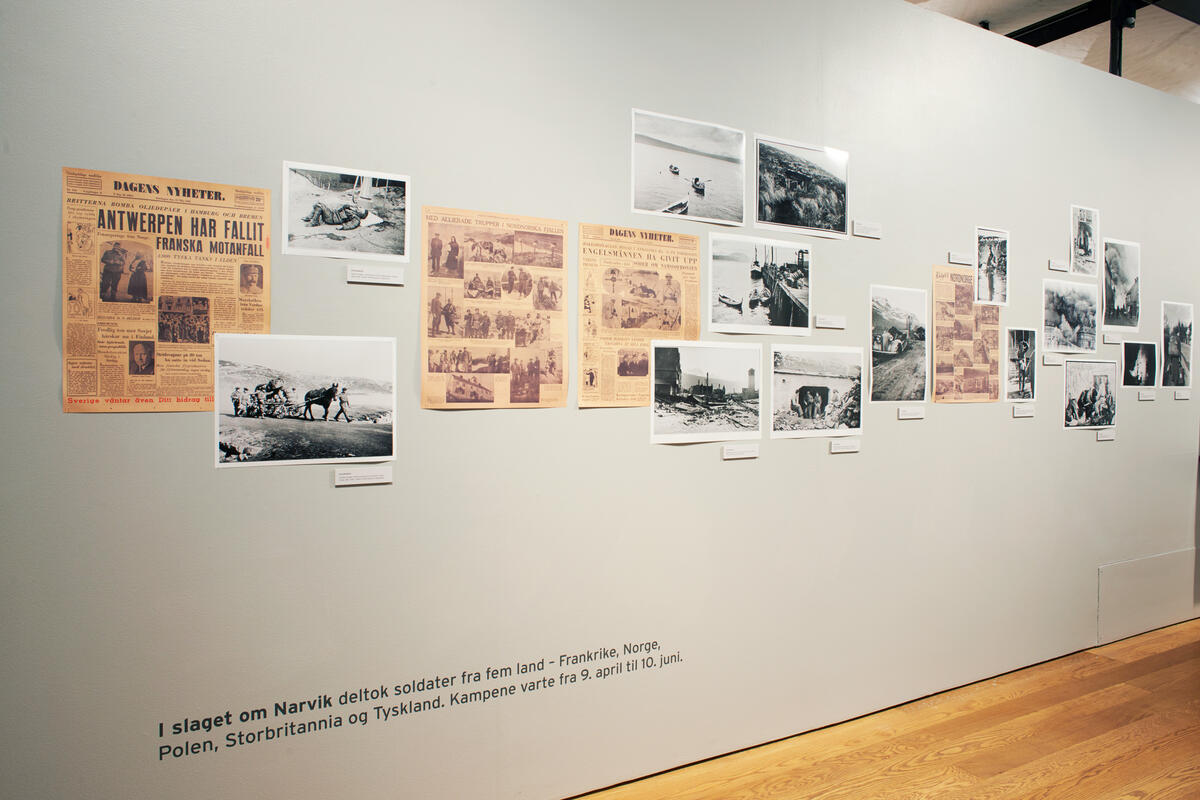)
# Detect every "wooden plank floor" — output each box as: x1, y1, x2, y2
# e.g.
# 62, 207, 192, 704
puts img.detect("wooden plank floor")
578, 618, 1200, 800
